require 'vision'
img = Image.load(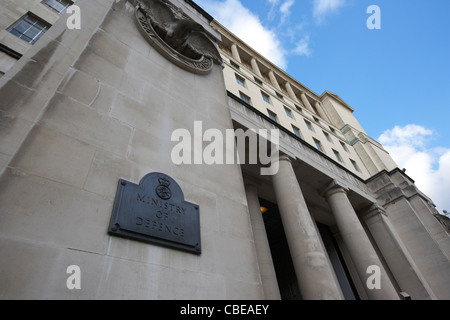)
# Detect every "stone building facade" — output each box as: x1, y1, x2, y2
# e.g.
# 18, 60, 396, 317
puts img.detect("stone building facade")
0, 0, 449, 300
